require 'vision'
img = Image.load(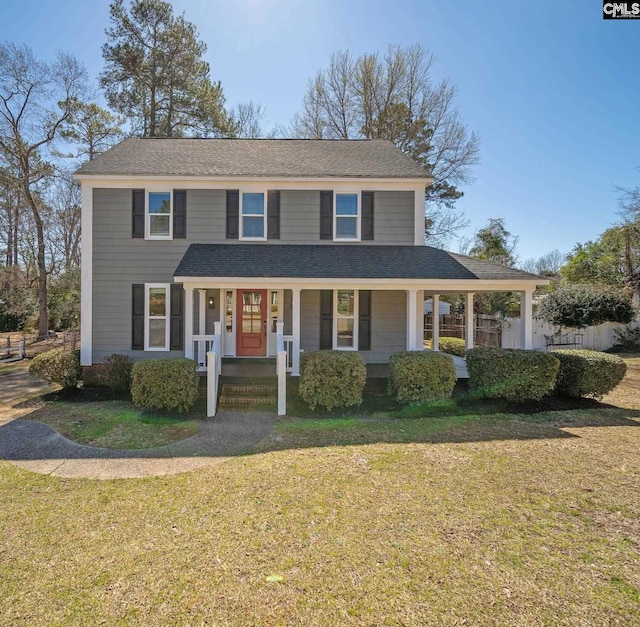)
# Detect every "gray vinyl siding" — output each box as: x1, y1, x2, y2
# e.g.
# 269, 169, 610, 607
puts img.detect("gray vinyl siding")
298, 290, 406, 363
91, 187, 414, 363
279, 190, 414, 245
